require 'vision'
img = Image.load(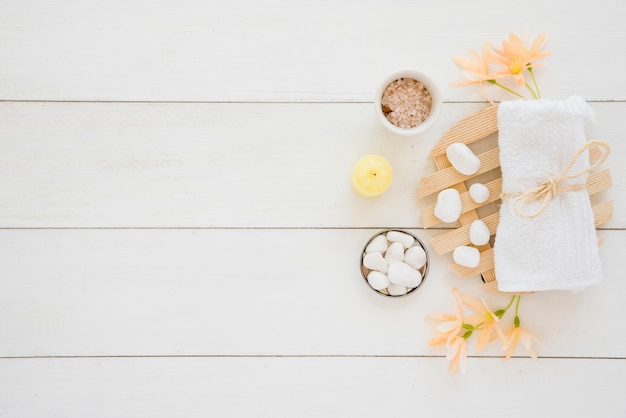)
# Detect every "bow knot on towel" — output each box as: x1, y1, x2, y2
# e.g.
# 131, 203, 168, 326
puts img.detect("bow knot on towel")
494, 96, 609, 292
501, 140, 610, 220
